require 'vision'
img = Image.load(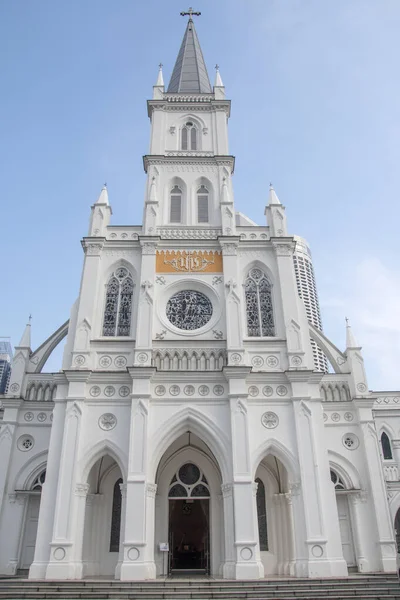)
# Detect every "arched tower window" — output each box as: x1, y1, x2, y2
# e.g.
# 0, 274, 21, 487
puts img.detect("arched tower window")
255, 478, 268, 551
31, 470, 46, 491
109, 478, 123, 552
181, 122, 197, 151
381, 432, 393, 460
103, 268, 134, 336
197, 185, 209, 223
170, 185, 182, 223
245, 268, 275, 337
